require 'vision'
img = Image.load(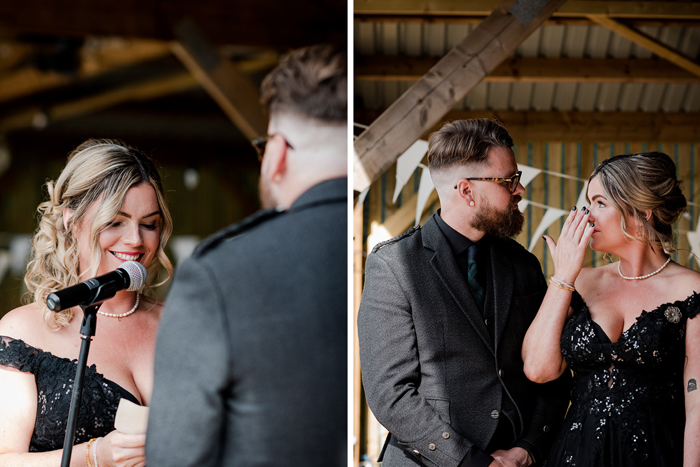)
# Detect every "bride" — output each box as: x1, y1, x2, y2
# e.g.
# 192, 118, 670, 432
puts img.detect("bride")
522, 152, 700, 466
